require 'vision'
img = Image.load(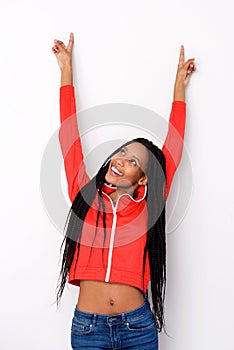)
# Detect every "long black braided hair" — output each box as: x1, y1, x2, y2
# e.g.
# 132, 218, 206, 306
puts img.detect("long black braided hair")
56, 137, 167, 332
